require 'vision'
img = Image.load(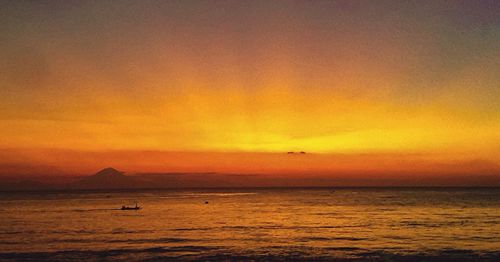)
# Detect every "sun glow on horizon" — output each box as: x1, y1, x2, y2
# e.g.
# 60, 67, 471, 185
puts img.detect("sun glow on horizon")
1, 1, 499, 180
